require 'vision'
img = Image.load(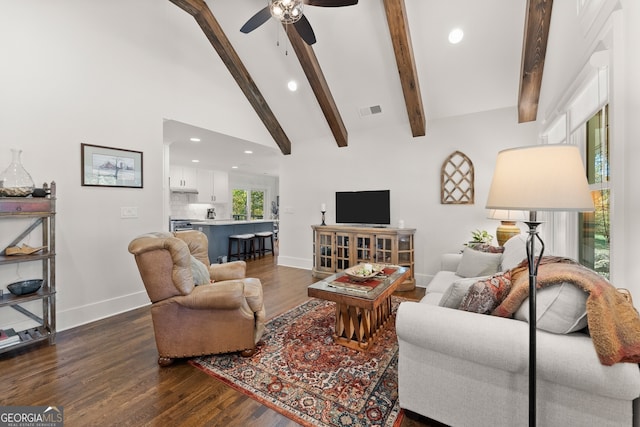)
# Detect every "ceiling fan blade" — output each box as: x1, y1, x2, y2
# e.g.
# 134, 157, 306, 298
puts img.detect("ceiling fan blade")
293, 15, 317, 45
303, 0, 358, 6
240, 6, 271, 34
